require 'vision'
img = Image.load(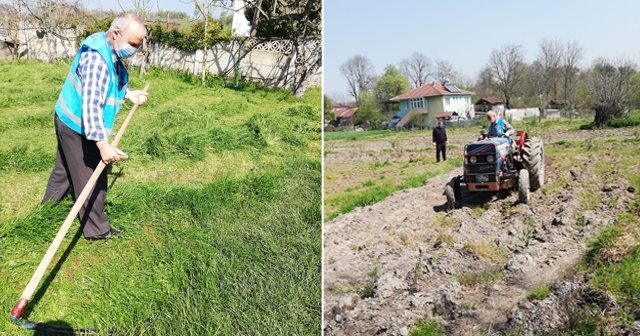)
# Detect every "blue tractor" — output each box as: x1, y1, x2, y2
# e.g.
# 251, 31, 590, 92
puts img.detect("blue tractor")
445, 131, 544, 209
